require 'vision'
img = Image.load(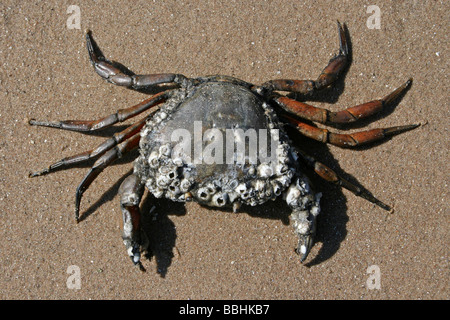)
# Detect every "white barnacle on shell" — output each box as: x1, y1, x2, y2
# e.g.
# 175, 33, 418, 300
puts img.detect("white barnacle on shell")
153, 114, 162, 124
228, 179, 238, 189
159, 144, 171, 157
286, 168, 294, 179
167, 188, 180, 199
156, 174, 171, 188
159, 111, 167, 120
205, 183, 216, 195
254, 179, 266, 192
179, 179, 192, 193
277, 155, 289, 165
158, 164, 172, 175
276, 143, 289, 155
145, 177, 156, 190
264, 184, 274, 197
286, 184, 302, 207
257, 163, 273, 178
228, 191, 239, 204
271, 181, 283, 196
197, 187, 211, 201
275, 163, 288, 176
295, 219, 310, 235
140, 127, 150, 138
235, 183, 247, 195
276, 175, 291, 188
148, 150, 160, 169
168, 182, 180, 196
212, 193, 228, 207
166, 169, 177, 181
